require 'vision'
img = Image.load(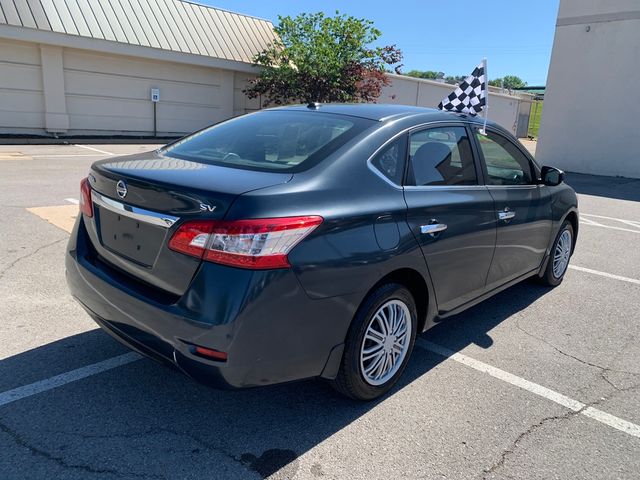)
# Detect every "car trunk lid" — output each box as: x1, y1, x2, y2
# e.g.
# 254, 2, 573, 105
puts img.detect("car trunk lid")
84, 151, 292, 296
